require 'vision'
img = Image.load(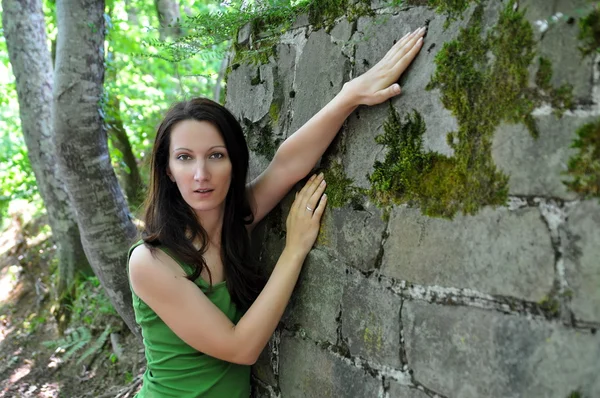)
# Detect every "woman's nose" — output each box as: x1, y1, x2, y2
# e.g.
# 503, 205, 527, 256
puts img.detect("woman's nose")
194, 161, 210, 181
